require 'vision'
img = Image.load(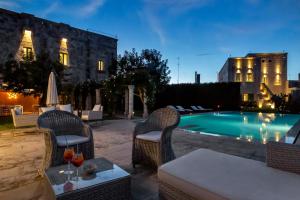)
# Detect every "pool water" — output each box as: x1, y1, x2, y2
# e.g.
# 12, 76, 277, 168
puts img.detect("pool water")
179, 112, 300, 143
